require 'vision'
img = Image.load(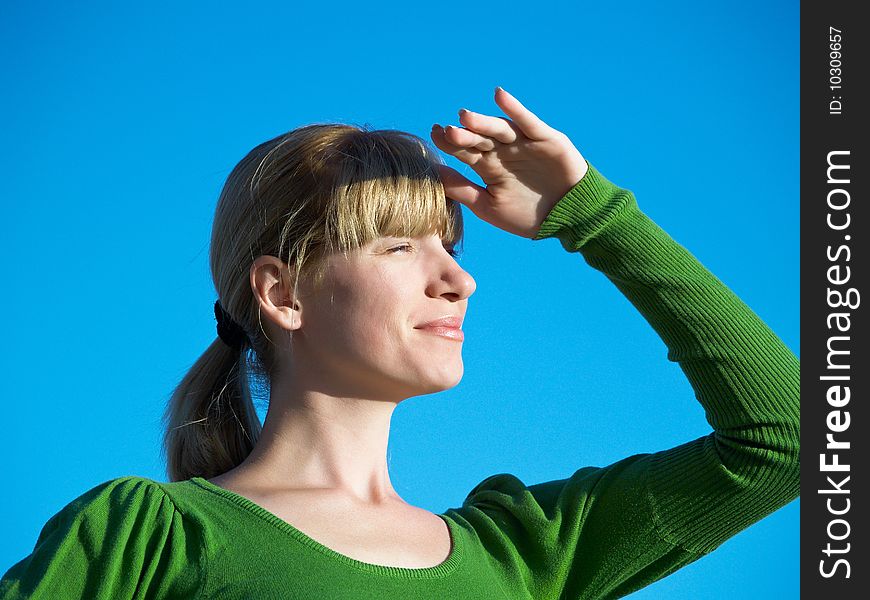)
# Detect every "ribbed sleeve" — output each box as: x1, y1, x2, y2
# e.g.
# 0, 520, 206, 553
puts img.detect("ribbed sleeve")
456, 162, 800, 599
0, 477, 204, 600
535, 162, 799, 551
